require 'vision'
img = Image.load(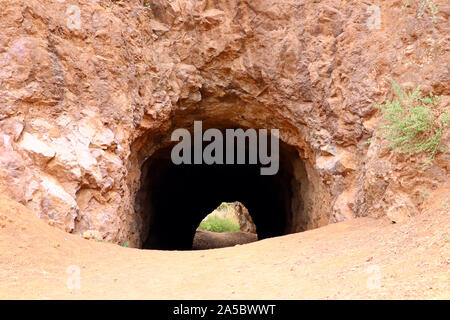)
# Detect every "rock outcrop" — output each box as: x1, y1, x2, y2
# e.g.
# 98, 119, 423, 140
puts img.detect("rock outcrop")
234, 201, 257, 234
0, 0, 448, 247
